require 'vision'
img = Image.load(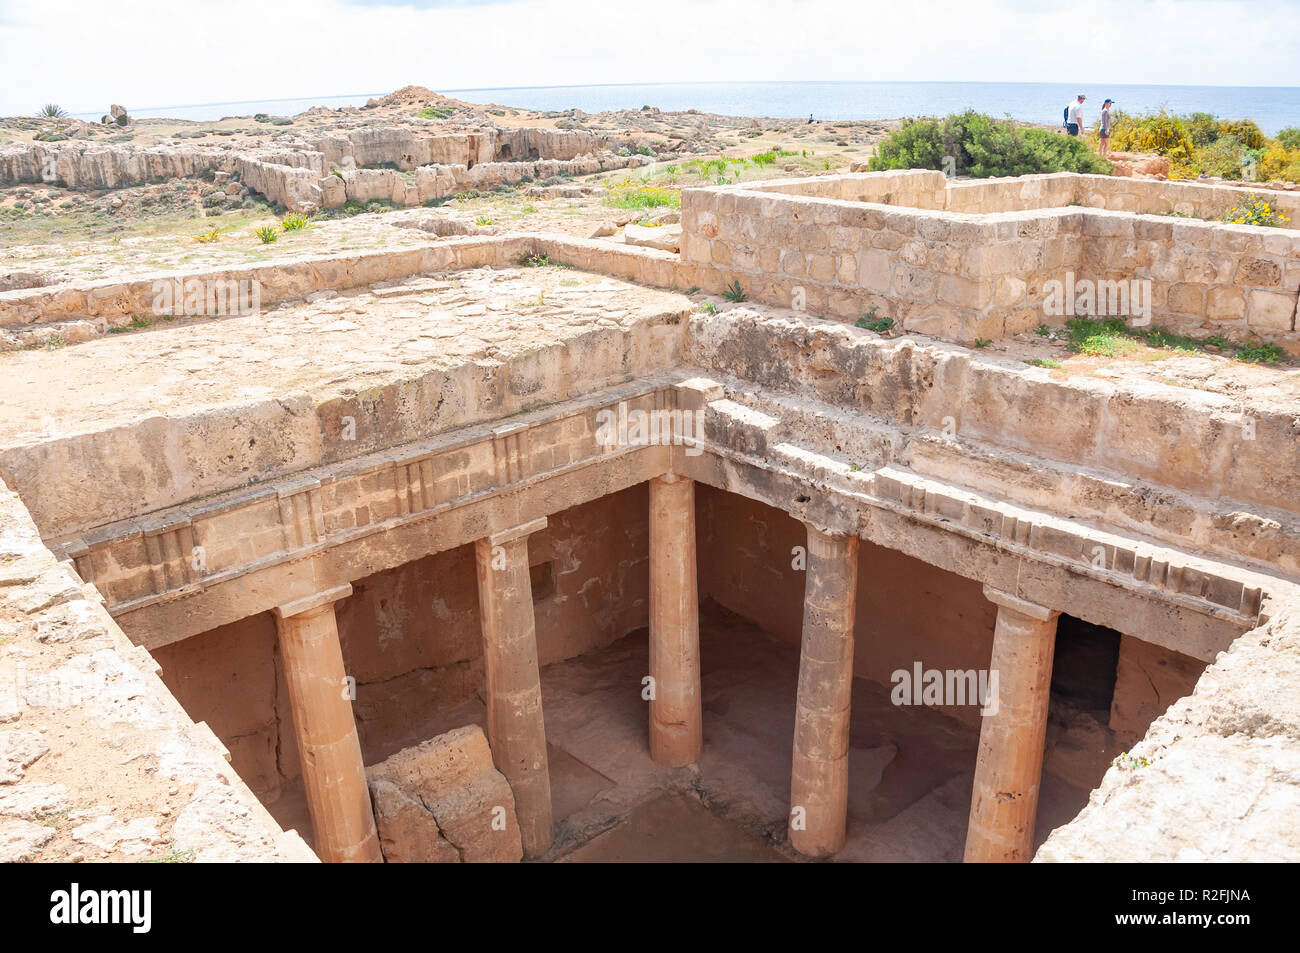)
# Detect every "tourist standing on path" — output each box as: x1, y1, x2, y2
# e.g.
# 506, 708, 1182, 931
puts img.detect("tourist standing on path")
1064, 94, 1085, 136
1099, 98, 1114, 156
